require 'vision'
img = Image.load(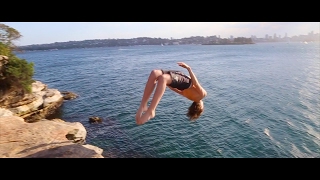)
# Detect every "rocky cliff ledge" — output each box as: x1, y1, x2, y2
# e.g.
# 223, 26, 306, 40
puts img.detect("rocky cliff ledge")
0, 81, 104, 158
1, 80, 64, 122
0, 116, 103, 158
